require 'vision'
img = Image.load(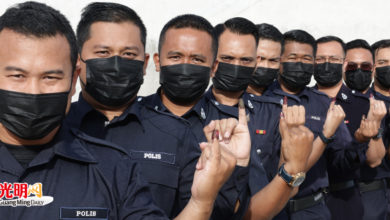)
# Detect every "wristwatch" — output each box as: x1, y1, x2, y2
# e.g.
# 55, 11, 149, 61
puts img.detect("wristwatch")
278, 163, 306, 187
319, 131, 334, 144
372, 128, 384, 140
